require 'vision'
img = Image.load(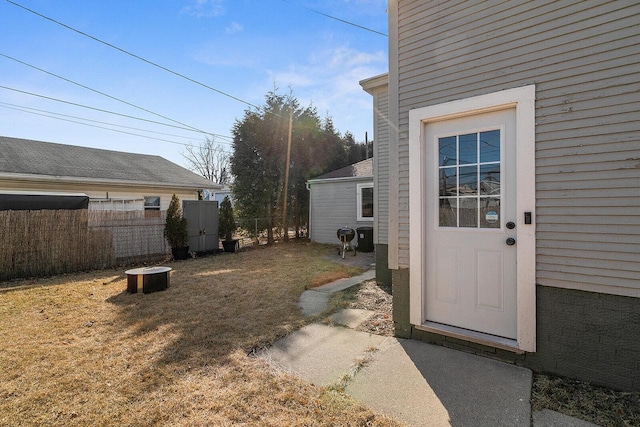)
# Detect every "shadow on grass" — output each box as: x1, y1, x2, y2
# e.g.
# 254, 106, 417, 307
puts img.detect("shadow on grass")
0, 268, 125, 294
